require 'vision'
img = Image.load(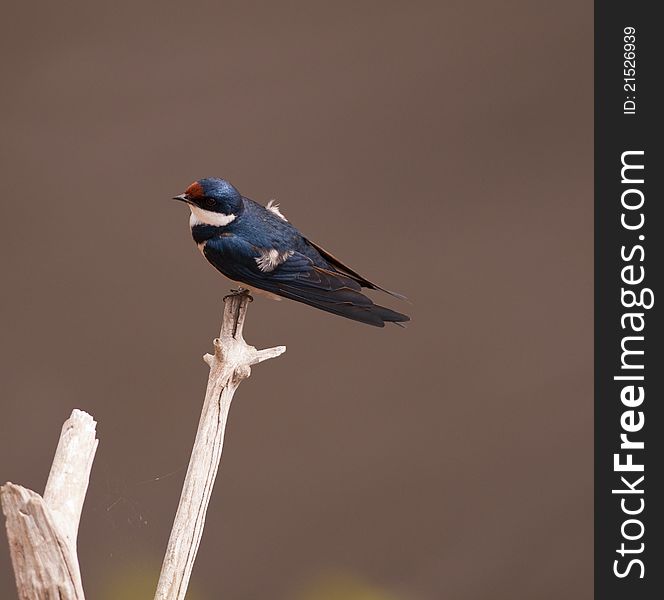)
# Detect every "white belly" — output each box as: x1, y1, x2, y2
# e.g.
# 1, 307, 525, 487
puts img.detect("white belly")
243, 285, 283, 301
